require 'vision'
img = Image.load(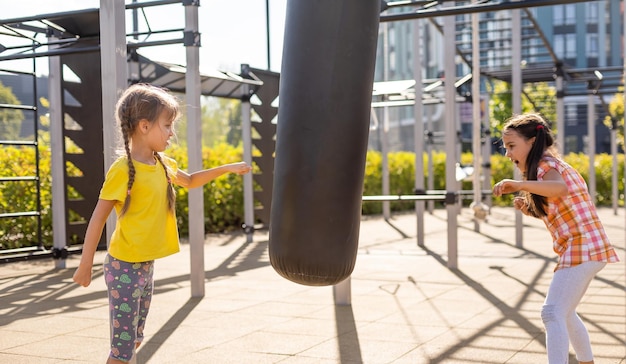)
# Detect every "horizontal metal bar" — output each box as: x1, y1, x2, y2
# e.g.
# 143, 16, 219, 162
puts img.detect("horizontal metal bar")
0, 8, 99, 27
363, 195, 447, 201
0, 45, 100, 62
424, 190, 493, 195
0, 140, 37, 146
127, 37, 185, 49
126, 0, 182, 10
0, 211, 40, 218
0, 246, 44, 254
0, 176, 38, 182
0, 68, 36, 76
380, 0, 596, 22
0, 103, 36, 111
